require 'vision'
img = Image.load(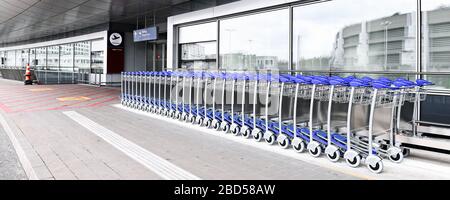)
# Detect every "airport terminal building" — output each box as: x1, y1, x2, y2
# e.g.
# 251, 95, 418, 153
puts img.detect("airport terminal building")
0, 0, 449, 165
